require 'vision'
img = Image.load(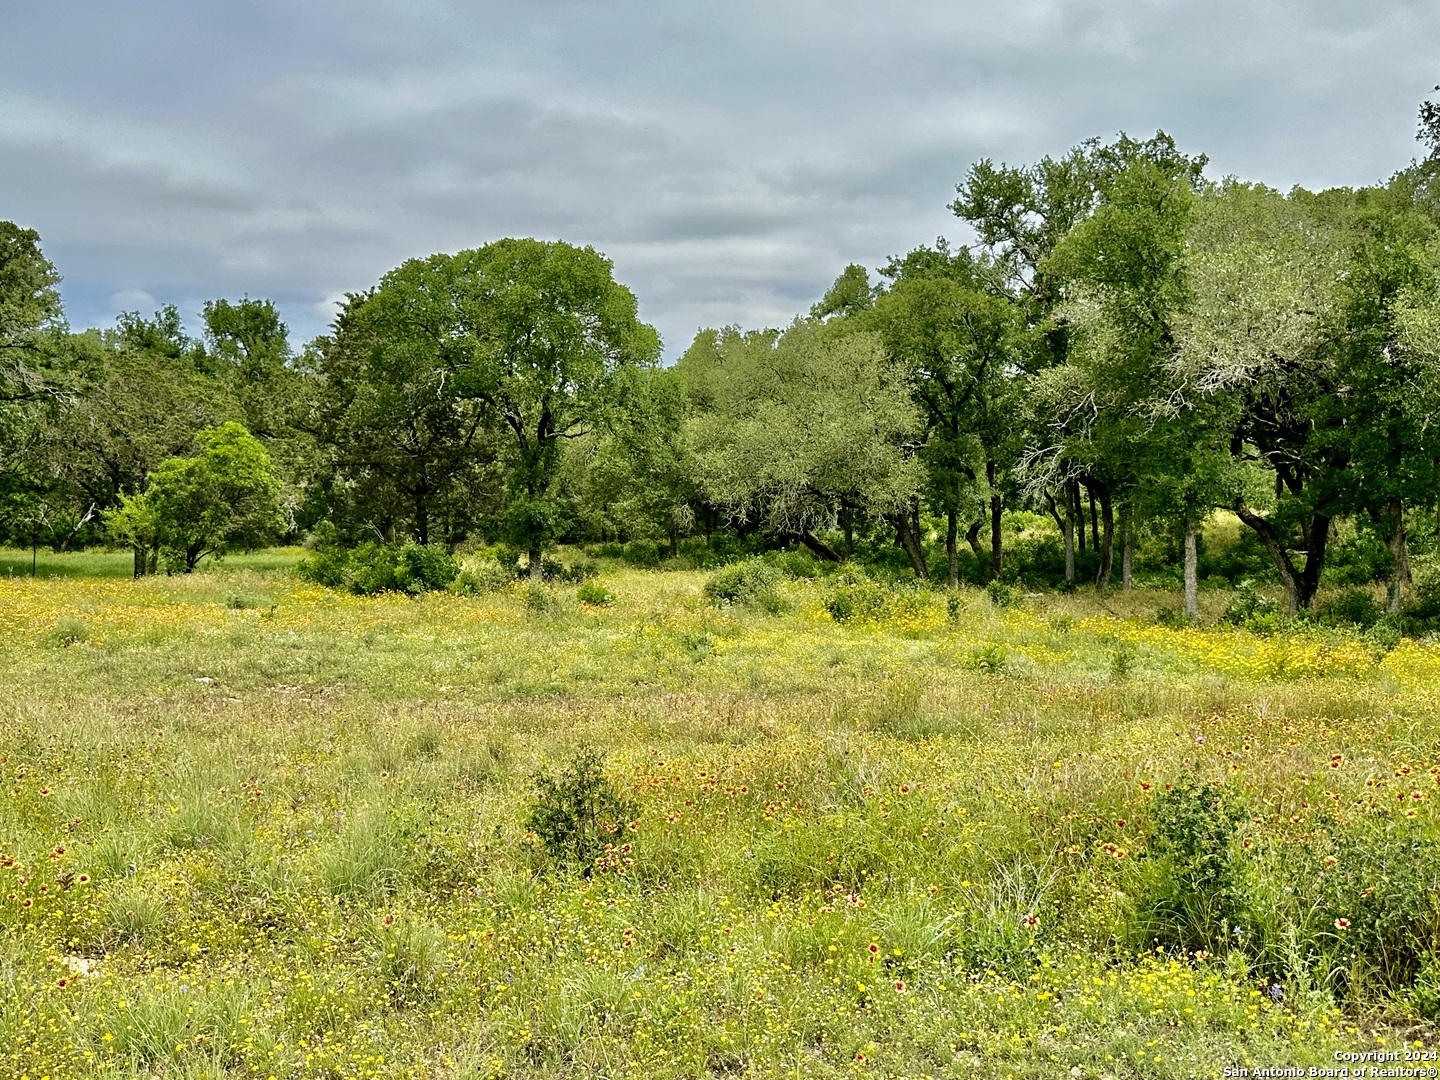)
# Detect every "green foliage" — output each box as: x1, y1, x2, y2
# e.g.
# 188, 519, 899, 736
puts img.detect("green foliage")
824, 578, 889, 623
105, 421, 282, 572
1137, 780, 1250, 951
524, 748, 637, 872
298, 541, 459, 596
451, 557, 516, 595
1315, 587, 1385, 629
1221, 579, 1282, 630
985, 579, 1017, 608
576, 579, 614, 606
47, 616, 88, 647
704, 559, 786, 612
